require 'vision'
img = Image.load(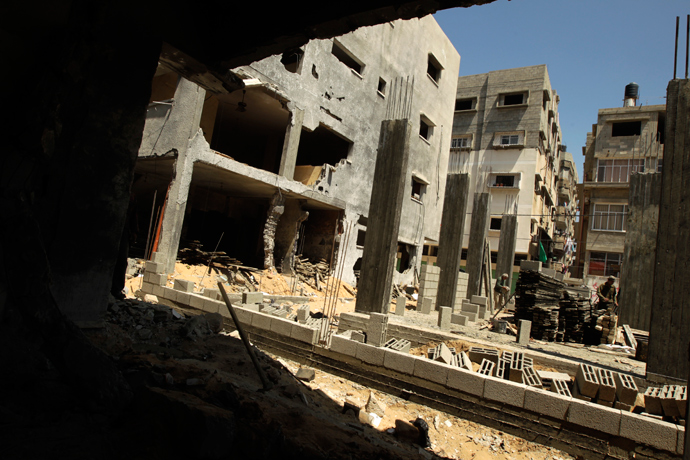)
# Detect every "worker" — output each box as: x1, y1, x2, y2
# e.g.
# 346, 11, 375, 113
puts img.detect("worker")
597, 275, 618, 311
494, 273, 510, 308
